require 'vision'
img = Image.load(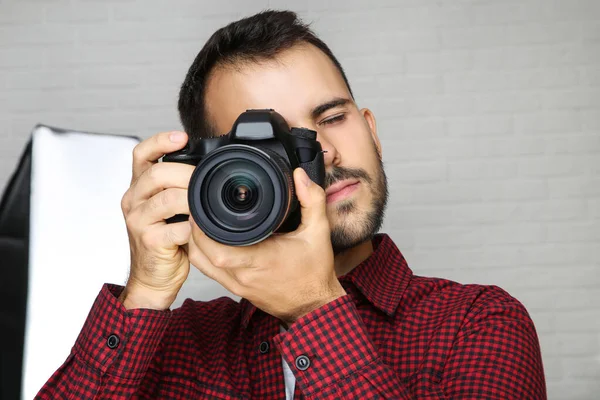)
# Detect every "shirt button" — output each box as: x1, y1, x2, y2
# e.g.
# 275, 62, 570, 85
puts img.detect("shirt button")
295, 355, 310, 371
107, 334, 120, 349
259, 341, 269, 354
